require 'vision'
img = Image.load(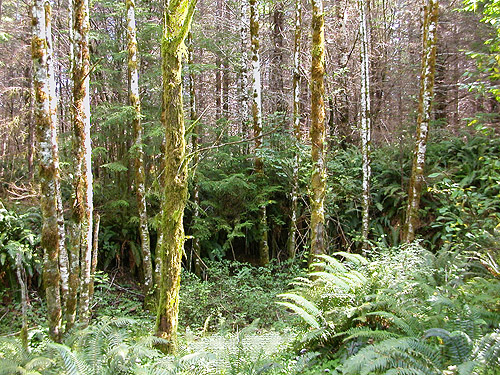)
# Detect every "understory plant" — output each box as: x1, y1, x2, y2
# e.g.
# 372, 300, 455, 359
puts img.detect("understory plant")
278, 242, 500, 374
